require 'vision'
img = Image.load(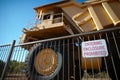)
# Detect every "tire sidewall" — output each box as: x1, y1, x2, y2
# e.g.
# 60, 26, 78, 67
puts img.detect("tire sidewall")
26, 43, 62, 80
